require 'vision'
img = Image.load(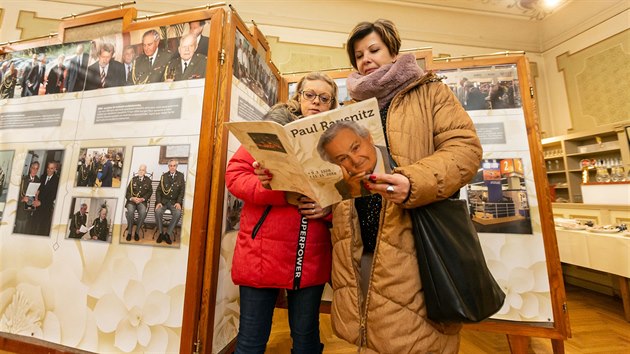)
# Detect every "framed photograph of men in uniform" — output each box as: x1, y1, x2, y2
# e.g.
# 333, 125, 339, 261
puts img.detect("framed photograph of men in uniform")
0, 150, 15, 222
120, 144, 189, 248
13, 149, 65, 236
75, 146, 125, 188
66, 197, 117, 242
